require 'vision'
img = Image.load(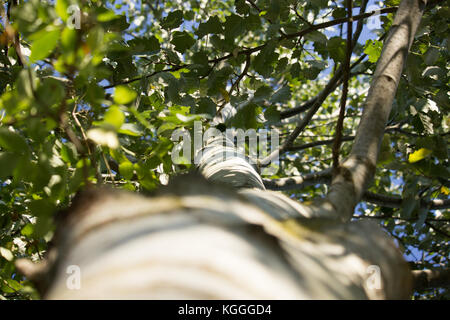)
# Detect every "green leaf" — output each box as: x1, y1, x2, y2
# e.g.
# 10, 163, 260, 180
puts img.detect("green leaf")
118, 123, 143, 136
196, 16, 223, 38
30, 29, 60, 63
424, 47, 439, 65
408, 148, 432, 163
244, 14, 261, 31
55, 0, 69, 21
253, 85, 273, 102
332, 7, 347, 19
304, 31, 327, 44
114, 85, 137, 104
364, 39, 383, 63
0, 128, 29, 154
97, 9, 120, 22
235, 0, 250, 15
119, 161, 134, 180
21, 223, 34, 237
2, 279, 22, 293
228, 103, 261, 129
270, 86, 291, 104
103, 105, 125, 130
224, 14, 245, 40
290, 62, 301, 78
378, 136, 395, 165
128, 36, 160, 55
36, 78, 65, 108
97, 9, 129, 31
196, 97, 216, 117
401, 195, 418, 219
414, 207, 428, 231
253, 39, 278, 77
171, 31, 195, 53
60, 142, 77, 164
161, 10, 183, 30
264, 105, 280, 123
16, 69, 36, 99
61, 27, 77, 52
0, 152, 20, 179
327, 37, 346, 64
87, 128, 119, 149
